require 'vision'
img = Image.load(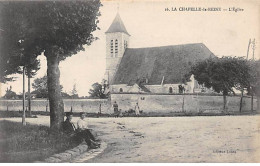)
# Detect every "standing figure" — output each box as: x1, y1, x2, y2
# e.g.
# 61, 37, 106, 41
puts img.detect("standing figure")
135, 102, 140, 116
113, 101, 119, 118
